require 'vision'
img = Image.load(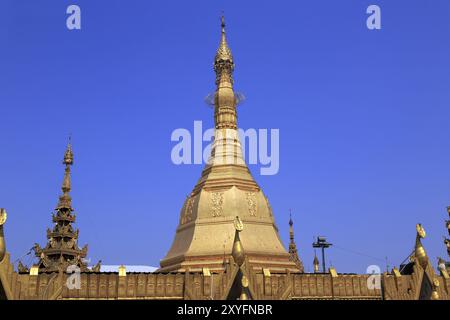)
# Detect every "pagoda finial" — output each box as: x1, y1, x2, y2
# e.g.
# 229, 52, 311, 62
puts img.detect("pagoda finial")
221, 14, 225, 33
63, 135, 74, 166
289, 209, 294, 238
289, 209, 296, 242
214, 14, 234, 84
213, 14, 237, 130
313, 253, 320, 273
58, 138, 73, 208
215, 14, 232, 63
288, 211, 304, 272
